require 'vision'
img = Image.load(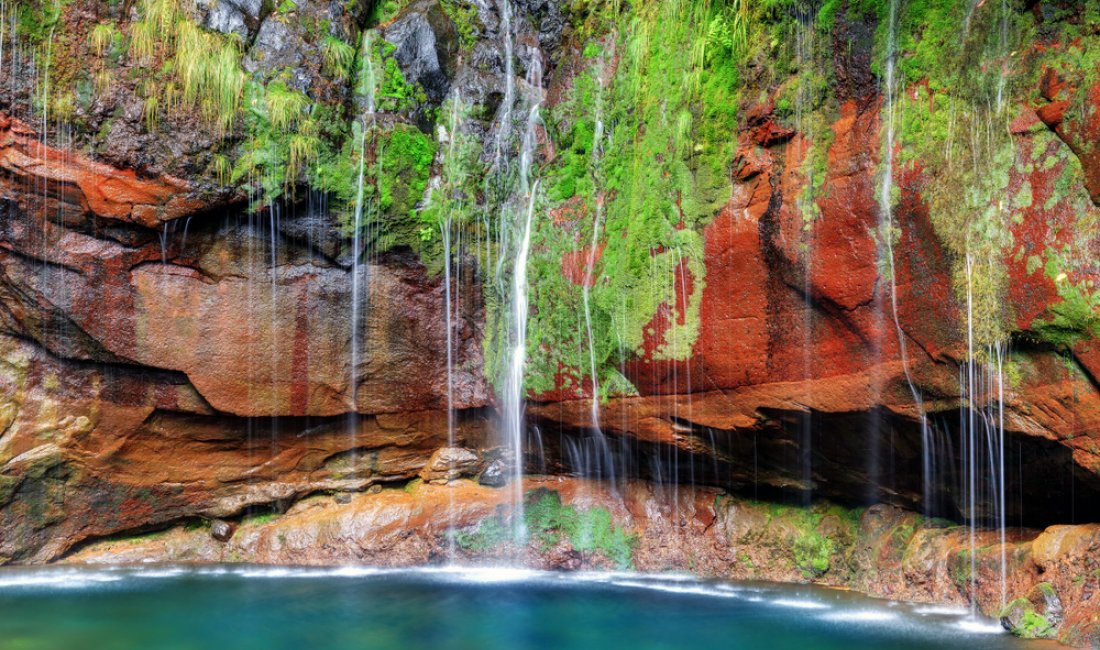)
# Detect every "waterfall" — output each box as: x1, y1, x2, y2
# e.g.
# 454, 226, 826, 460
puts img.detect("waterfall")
493, 0, 516, 167
441, 93, 463, 561
579, 58, 616, 486
500, 45, 544, 540
349, 30, 378, 451
443, 93, 462, 447
878, 0, 932, 512
960, 253, 1009, 613
794, 3, 817, 505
